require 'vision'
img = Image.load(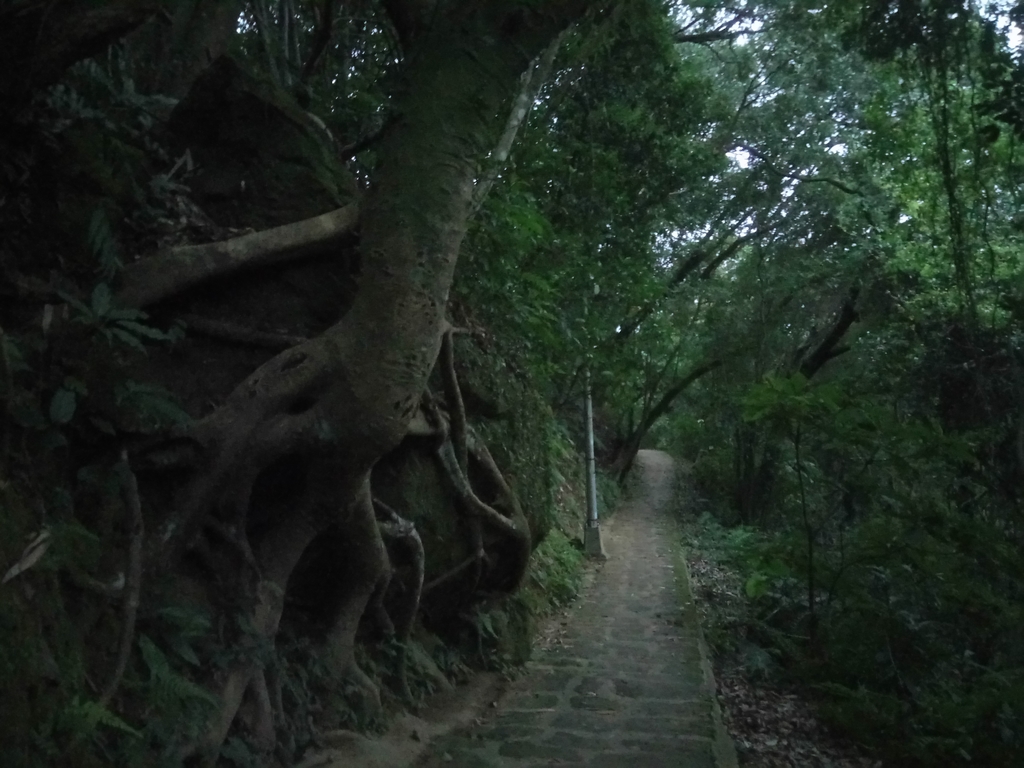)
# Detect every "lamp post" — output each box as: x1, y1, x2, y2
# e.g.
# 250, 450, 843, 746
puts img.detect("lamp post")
583, 366, 605, 558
